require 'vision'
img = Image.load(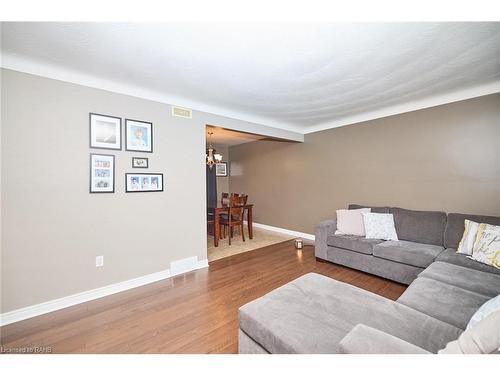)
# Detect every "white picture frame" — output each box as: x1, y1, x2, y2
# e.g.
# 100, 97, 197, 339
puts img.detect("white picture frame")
125, 119, 153, 153
215, 162, 228, 177
89, 113, 122, 150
